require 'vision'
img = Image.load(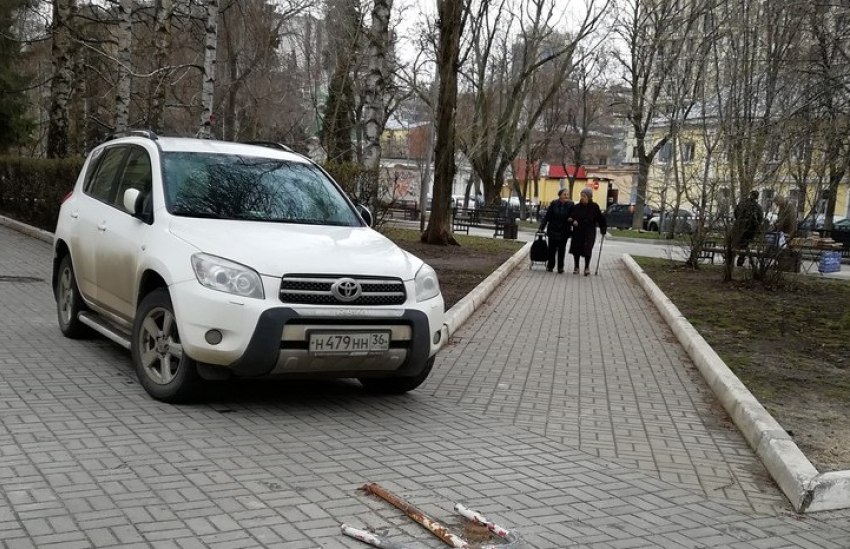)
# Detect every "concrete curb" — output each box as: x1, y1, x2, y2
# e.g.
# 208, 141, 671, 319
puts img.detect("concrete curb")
622, 253, 850, 513
0, 215, 53, 243
439, 242, 531, 347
